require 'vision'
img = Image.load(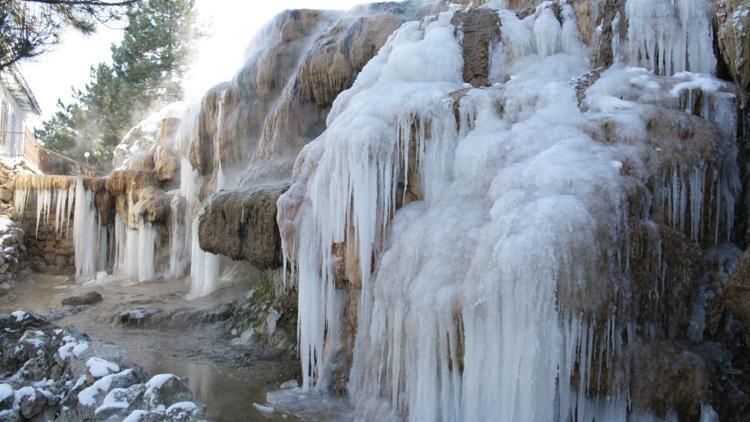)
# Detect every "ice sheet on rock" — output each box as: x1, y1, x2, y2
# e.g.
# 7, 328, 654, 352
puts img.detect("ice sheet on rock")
282, 3, 741, 421
188, 165, 227, 298
253, 402, 274, 416
281, 11, 464, 391
111, 215, 158, 283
